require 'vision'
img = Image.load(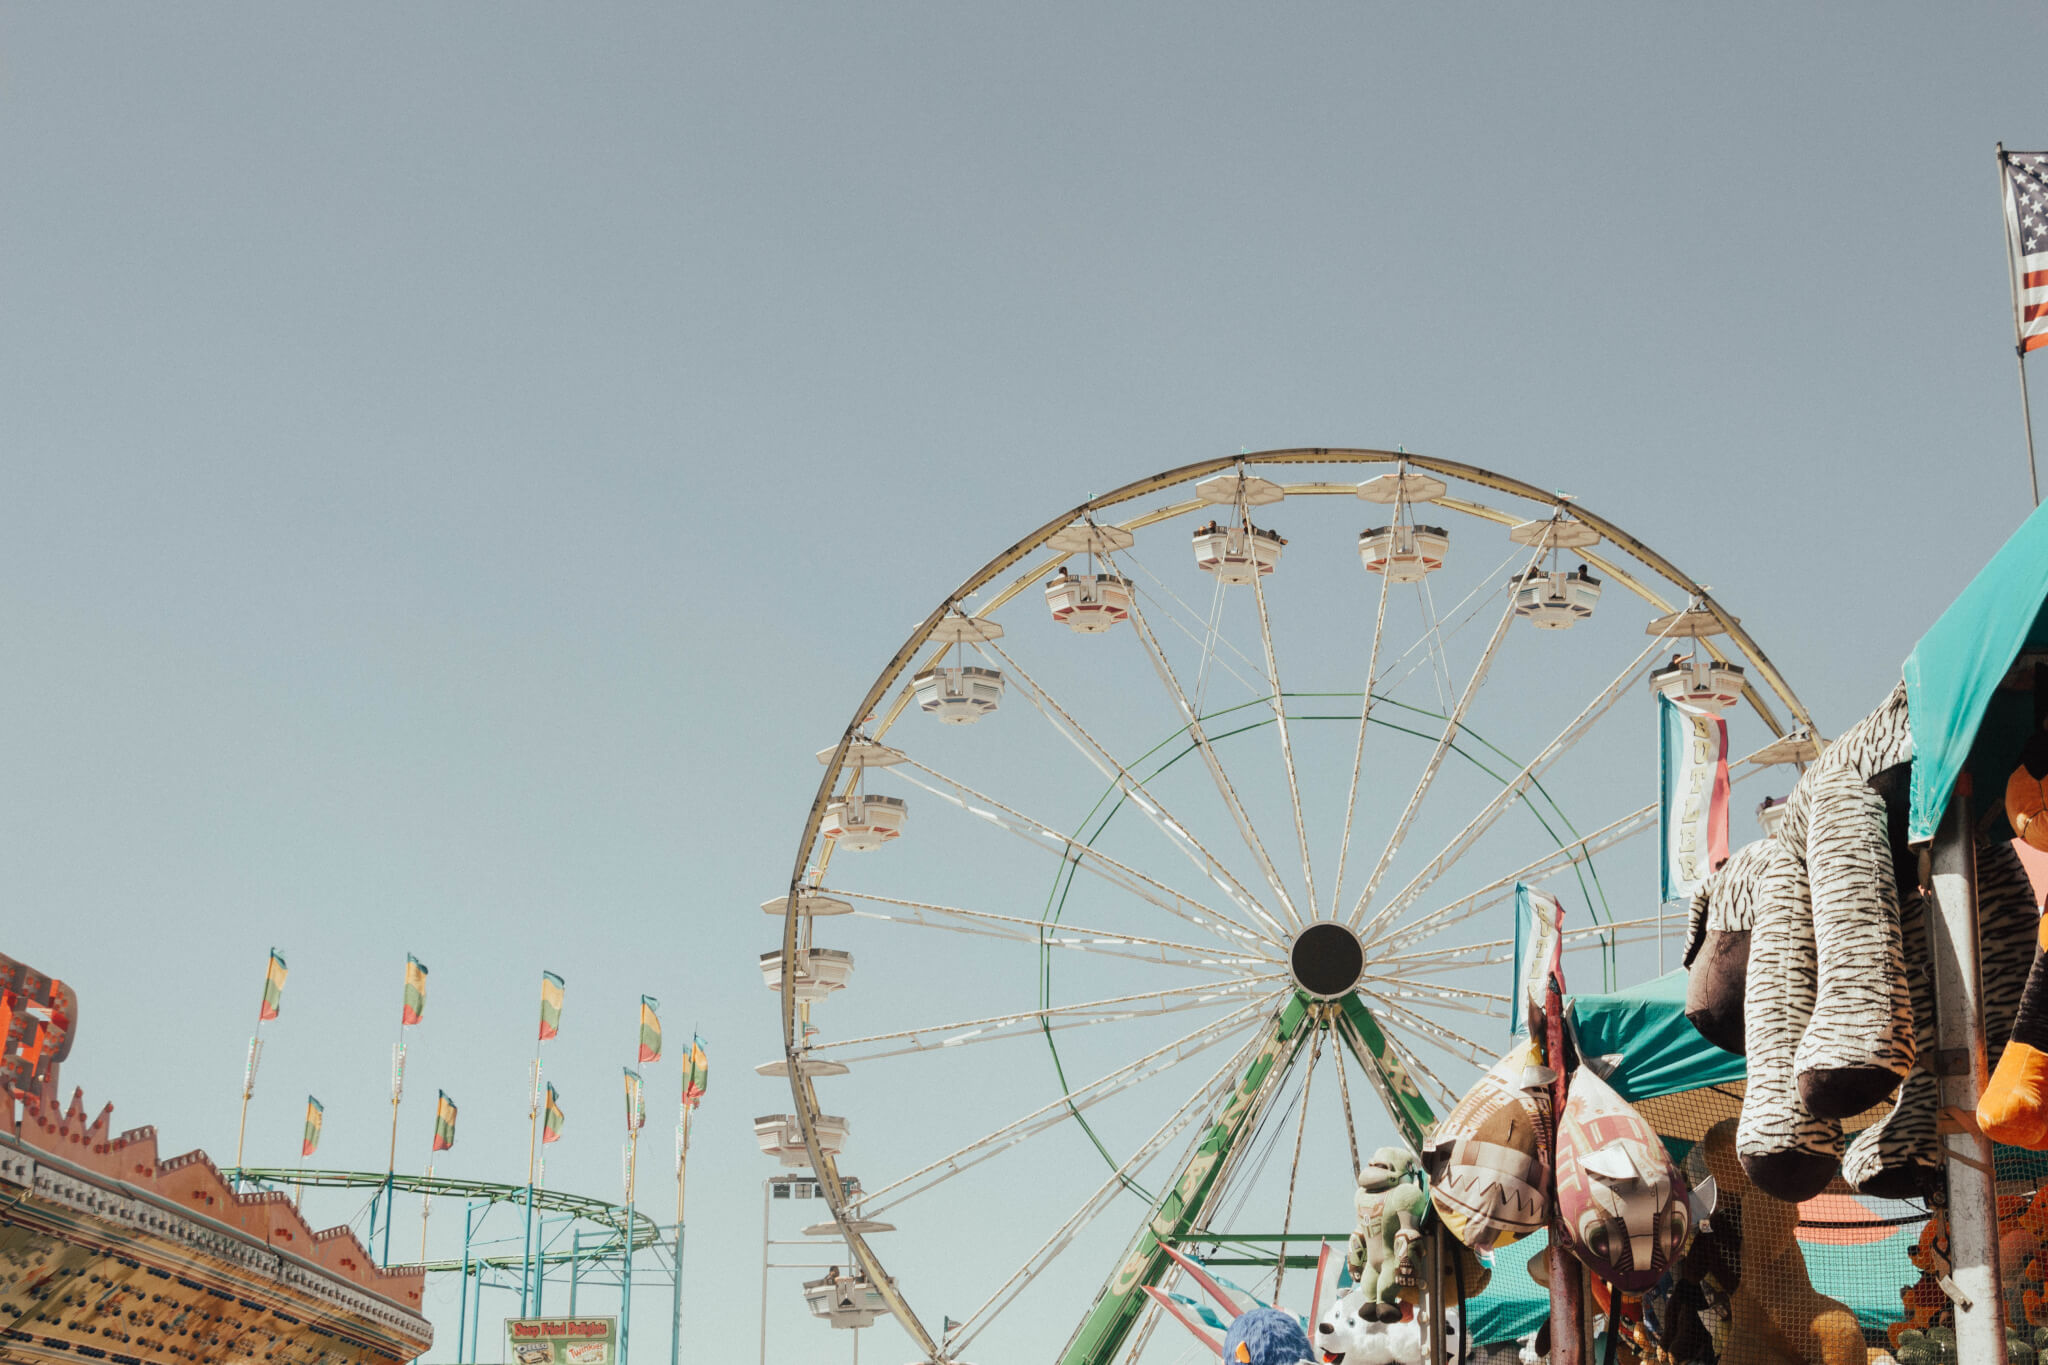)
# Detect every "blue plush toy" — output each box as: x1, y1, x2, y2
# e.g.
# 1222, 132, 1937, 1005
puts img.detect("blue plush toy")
1144, 1242, 1319, 1365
